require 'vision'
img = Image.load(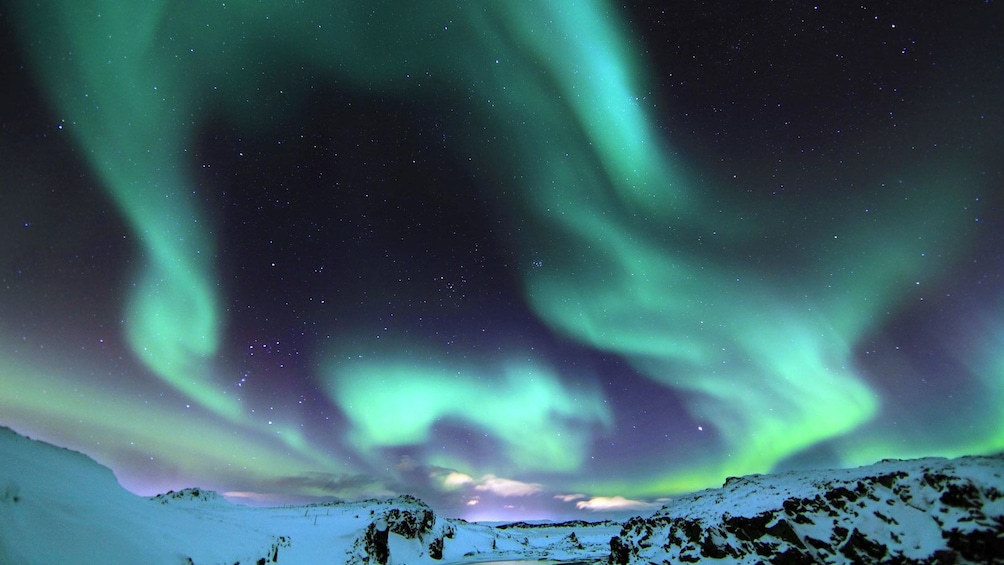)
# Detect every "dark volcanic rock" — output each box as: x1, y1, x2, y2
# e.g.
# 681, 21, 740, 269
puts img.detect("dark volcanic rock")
363, 520, 390, 565
608, 535, 630, 565
608, 454, 1004, 564
347, 497, 440, 564
839, 528, 887, 561
945, 517, 1004, 563
428, 536, 444, 560
723, 512, 771, 542
151, 487, 221, 504
384, 506, 435, 539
